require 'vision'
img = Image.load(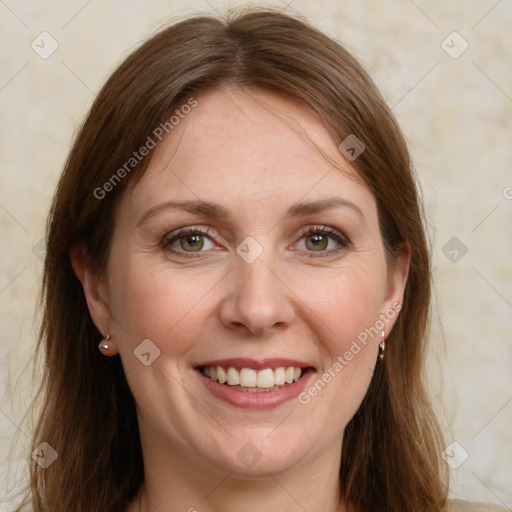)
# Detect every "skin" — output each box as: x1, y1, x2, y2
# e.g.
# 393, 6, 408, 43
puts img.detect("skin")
72, 86, 409, 512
